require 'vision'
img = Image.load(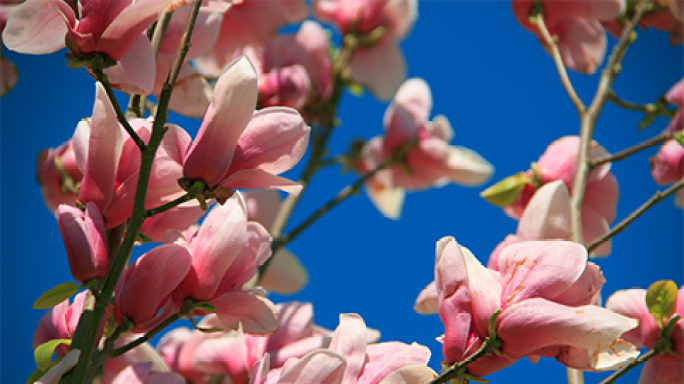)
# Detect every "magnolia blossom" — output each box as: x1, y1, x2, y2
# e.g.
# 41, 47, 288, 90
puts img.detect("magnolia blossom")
491, 136, 618, 254
416, 238, 639, 377
110, 362, 184, 384
182, 56, 310, 201
36, 140, 83, 213
169, 195, 279, 335
74, 83, 204, 233
606, 287, 684, 384
252, 20, 333, 113
512, 0, 626, 73
34, 292, 88, 357
604, 0, 684, 45
193, 0, 308, 77
665, 78, 684, 134
313, 0, 417, 100
3, 0, 173, 93
250, 313, 435, 384
57, 203, 109, 284
358, 78, 493, 218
